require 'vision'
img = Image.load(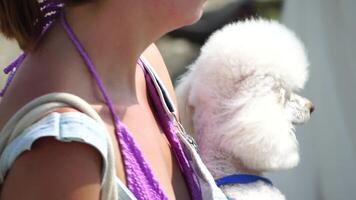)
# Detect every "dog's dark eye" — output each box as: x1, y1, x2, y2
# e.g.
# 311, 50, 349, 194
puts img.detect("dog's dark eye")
278, 87, 290, 103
